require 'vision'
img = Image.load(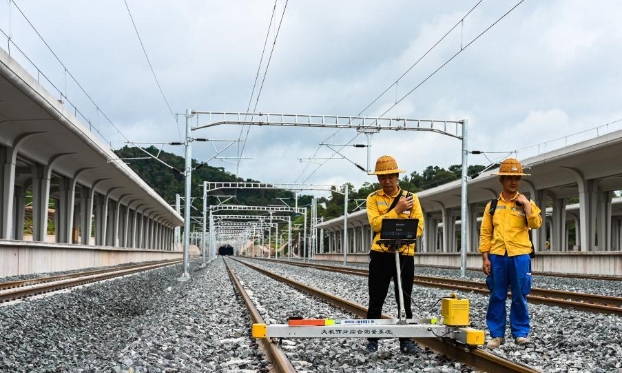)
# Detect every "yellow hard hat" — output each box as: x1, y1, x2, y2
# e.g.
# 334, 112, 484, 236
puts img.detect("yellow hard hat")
371, 155, 405, 175
493, 158, 530, 176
